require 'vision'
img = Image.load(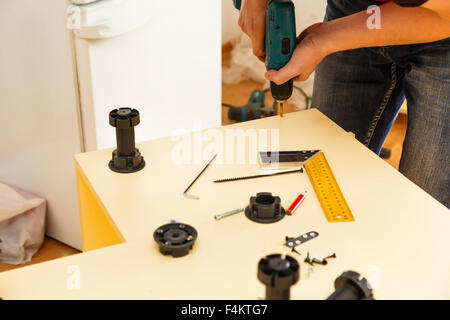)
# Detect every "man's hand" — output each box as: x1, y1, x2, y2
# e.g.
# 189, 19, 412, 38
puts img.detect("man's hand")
265, 23, 328, 84
238, 0, 269, 62
266, 0, 450, 85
